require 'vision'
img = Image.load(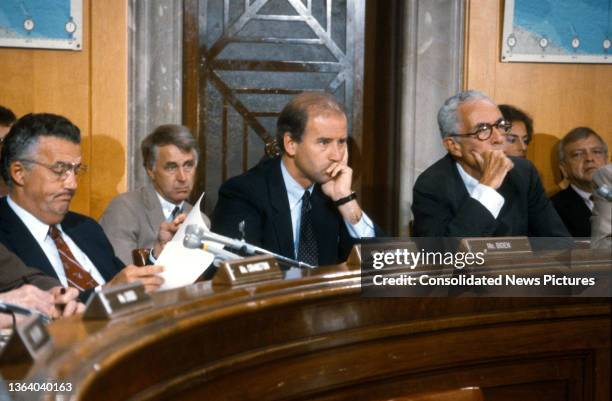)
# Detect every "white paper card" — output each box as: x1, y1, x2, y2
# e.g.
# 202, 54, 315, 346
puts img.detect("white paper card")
156, 242, 215, 290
